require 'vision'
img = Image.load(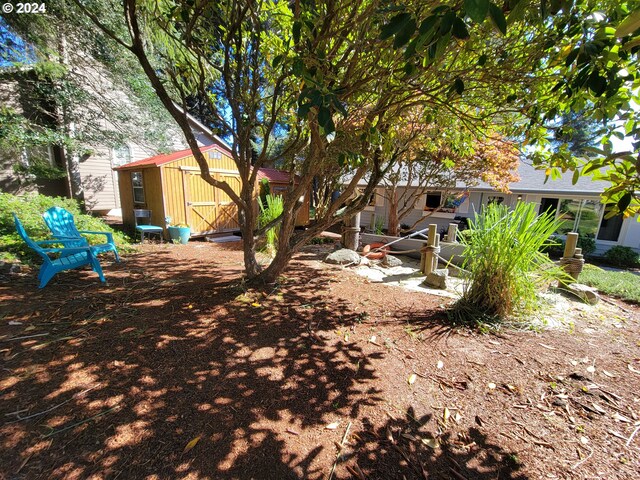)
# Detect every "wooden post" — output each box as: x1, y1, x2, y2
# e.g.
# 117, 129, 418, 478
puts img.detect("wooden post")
447, 223, 458, 243
423, 224, 438, 275
432, 232, 440, 272
342, 211, 361, 250
564, 232, 579, 258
